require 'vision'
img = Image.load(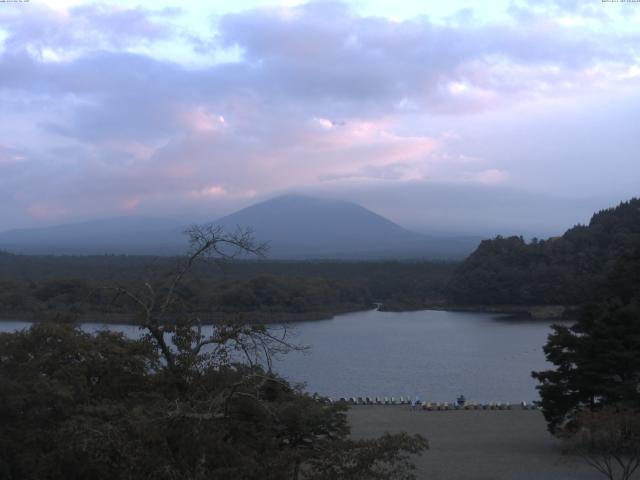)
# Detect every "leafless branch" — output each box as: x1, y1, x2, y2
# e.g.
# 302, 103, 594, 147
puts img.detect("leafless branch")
98, 224, 299, 374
